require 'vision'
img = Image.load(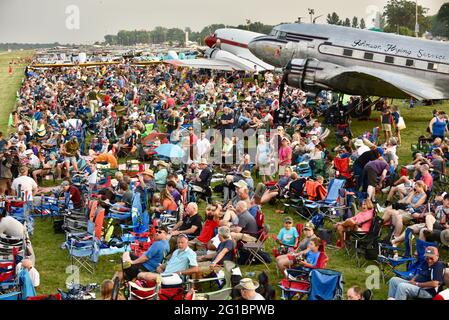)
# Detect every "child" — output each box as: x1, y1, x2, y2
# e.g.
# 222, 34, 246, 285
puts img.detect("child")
276, 216, 299, 254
